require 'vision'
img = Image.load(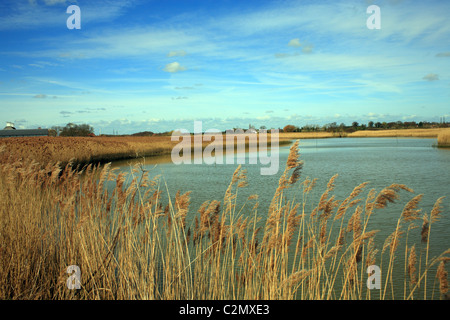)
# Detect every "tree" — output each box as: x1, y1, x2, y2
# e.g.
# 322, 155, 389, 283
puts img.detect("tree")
302, 124, 320, 132
283, 124, 298, 133
324, 122, 338, 132
60, 123, 94, 137
368, 121, 374, 129
51, 125, 63, 136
